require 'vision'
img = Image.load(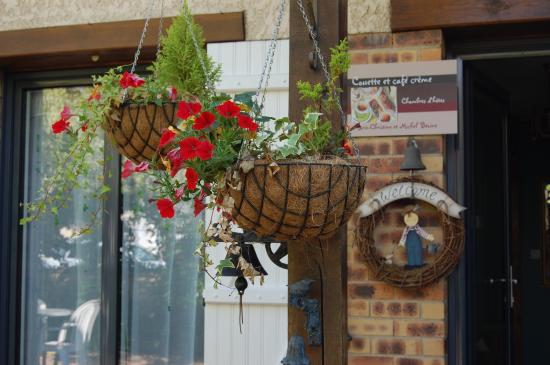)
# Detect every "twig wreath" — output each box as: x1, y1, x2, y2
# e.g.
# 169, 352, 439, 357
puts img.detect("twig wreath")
355, 177, 465, 287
